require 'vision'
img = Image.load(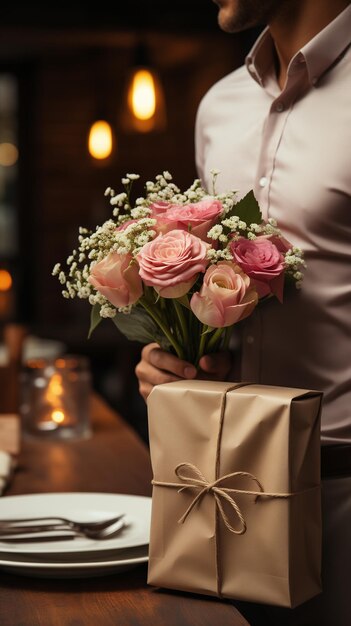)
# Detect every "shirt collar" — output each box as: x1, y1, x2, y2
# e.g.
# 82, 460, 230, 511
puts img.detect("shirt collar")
246, 4, 351, 90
